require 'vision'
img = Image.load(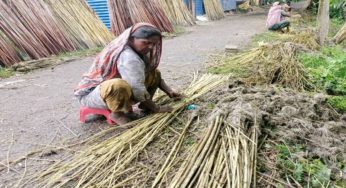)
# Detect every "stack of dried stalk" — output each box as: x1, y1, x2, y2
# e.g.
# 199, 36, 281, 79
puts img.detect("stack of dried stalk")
0, 0, 64, 60
0, 0, 113, 67
203, 0, 225, 20
108, 0, 174, 36
278, 31, 320, 50
333, 22, 346, 44
0, 33, 22, 67
45, 0, 113, 49
210, 42, 310, 91
158, 0, 195, 26
36, 74, 229, 187
167, 111, 259, 188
